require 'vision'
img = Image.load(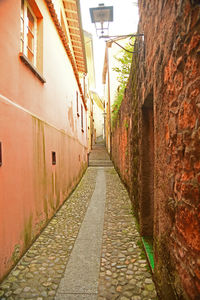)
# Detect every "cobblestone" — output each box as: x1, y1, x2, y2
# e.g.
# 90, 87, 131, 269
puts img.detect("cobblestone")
0, 163, 157, 300
0, 168, 97, 300
98, 168, 157, 300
